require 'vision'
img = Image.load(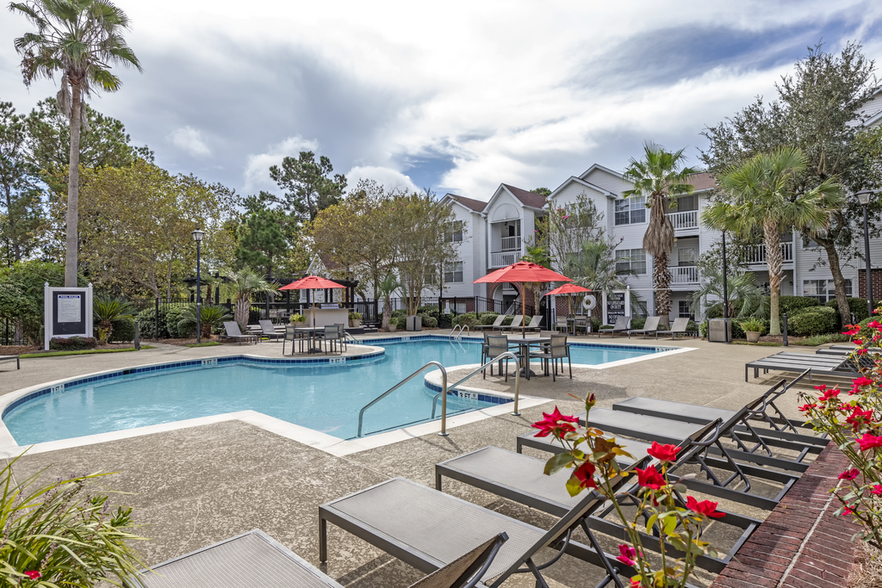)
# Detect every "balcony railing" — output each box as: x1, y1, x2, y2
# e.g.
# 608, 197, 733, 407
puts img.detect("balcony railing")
500, 235, 521, 251
490, 251, 519, 268
746, 242, 794, 265
669, 266, 699, 284
667, 210, 698, 230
